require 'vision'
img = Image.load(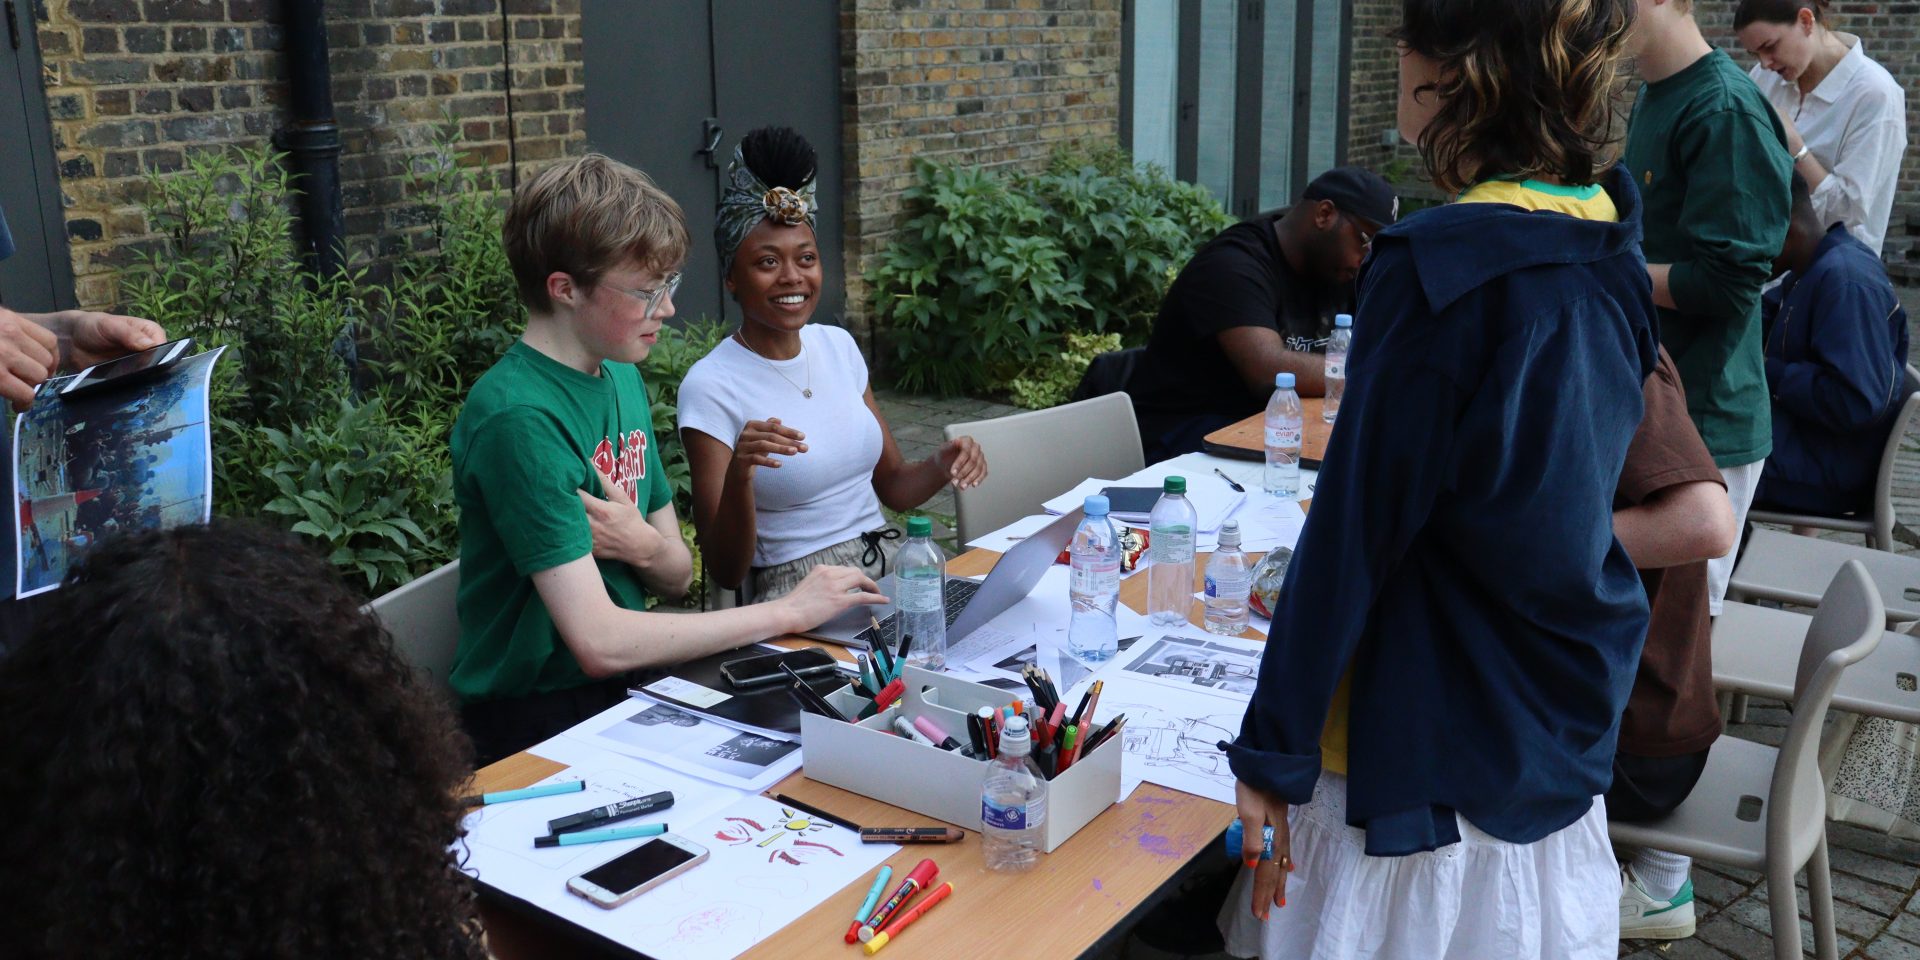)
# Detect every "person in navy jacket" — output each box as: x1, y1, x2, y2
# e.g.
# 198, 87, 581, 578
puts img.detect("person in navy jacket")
1754, 172, 1911, 518
1217, 0, 1656, 956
